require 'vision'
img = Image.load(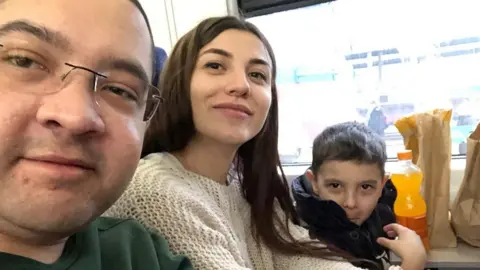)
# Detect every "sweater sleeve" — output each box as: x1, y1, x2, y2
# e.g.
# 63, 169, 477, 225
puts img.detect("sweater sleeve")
270, 210, 367, 270
104, 161, 252, 270
271, 217, 402, 270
